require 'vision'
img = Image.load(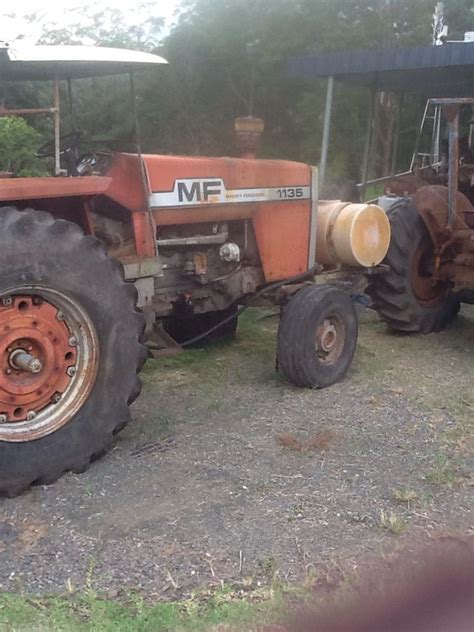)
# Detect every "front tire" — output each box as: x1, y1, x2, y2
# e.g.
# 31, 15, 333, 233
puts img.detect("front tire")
277, 285, 358, 388
0, 207, 147, 497
367, 199, 459, 333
